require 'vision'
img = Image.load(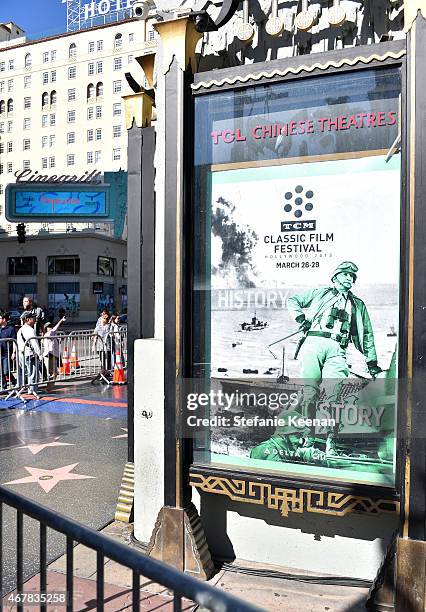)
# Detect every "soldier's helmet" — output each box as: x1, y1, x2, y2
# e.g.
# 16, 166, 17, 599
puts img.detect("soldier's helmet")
331, 261, 358, 282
